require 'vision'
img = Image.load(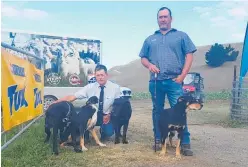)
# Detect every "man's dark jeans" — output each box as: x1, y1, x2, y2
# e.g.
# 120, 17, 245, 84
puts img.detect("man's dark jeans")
149, 79, 190, 144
